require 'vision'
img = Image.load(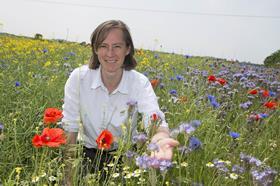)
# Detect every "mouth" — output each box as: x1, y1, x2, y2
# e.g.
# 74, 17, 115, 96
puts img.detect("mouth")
106, 60, 117, 64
